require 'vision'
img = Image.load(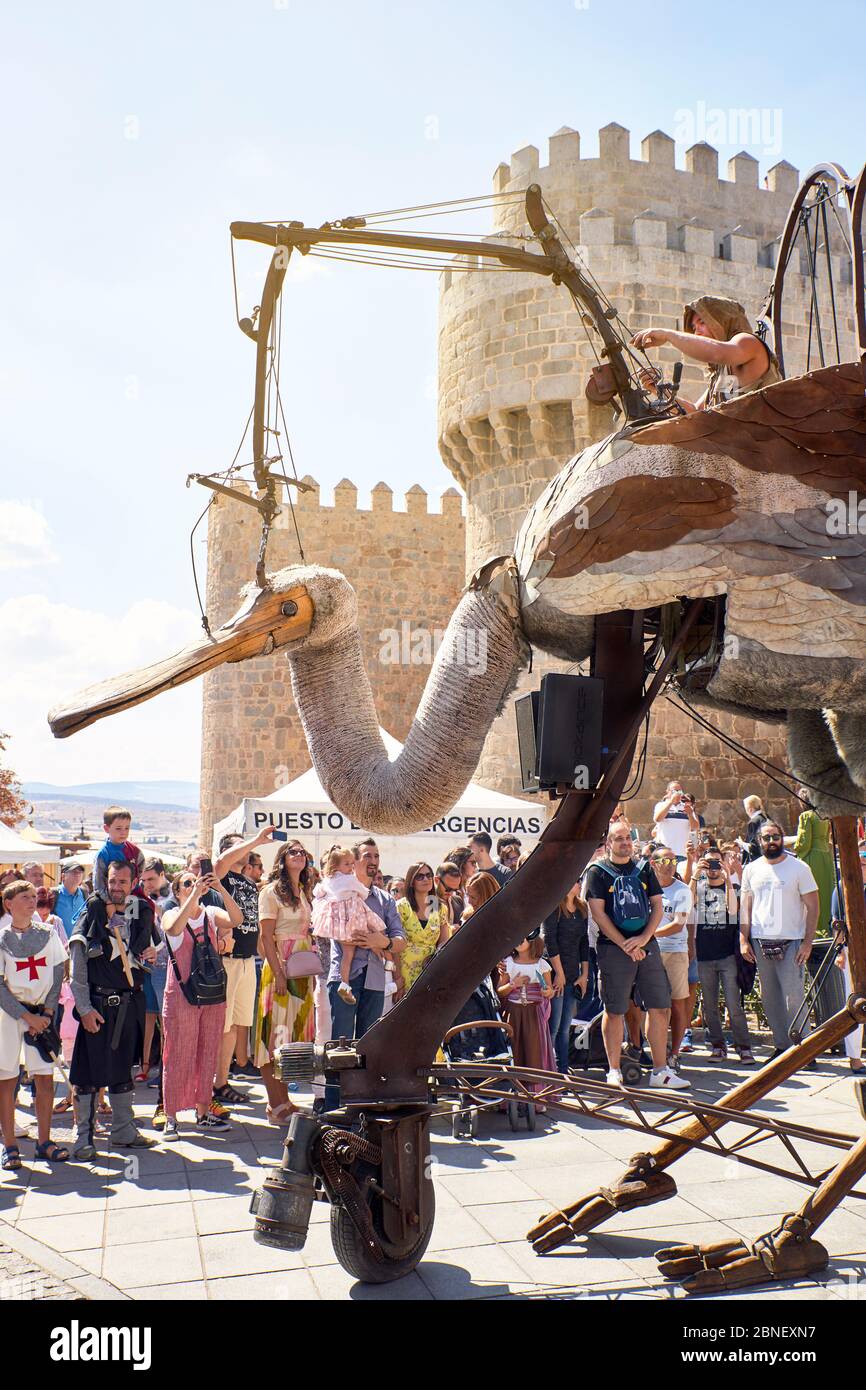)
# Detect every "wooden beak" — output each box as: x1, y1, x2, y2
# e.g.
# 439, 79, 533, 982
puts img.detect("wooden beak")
48, 582, 314, 739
